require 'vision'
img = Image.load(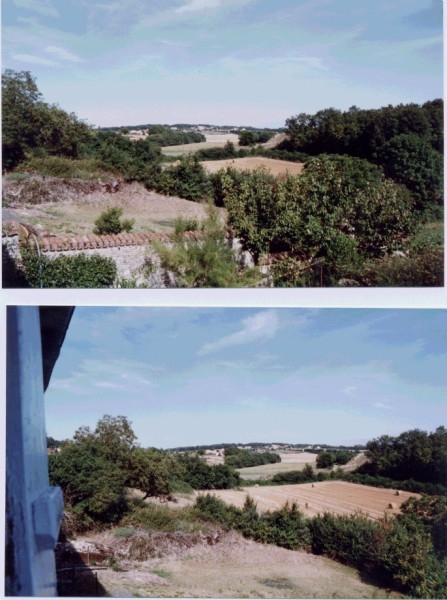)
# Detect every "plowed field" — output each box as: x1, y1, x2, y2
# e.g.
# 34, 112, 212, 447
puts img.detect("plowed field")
211, 481, 419, 520
201, 156, 304, 175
